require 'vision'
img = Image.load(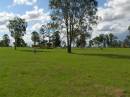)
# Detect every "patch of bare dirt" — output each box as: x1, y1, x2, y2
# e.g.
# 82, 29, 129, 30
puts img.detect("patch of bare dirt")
113, 88, 125, 97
